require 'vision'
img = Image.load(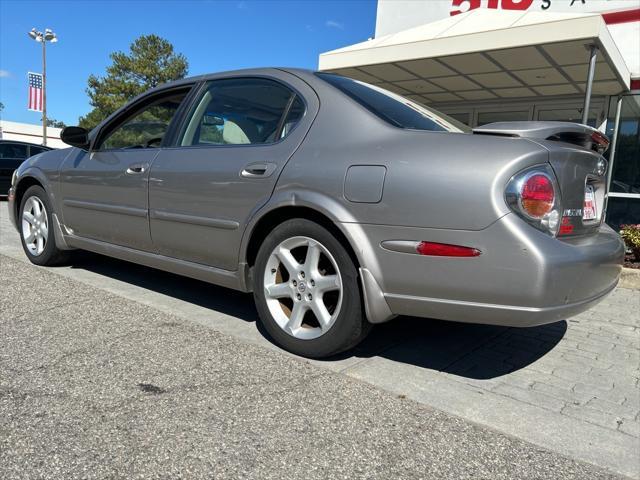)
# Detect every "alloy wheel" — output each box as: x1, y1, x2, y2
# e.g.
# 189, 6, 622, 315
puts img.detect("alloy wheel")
263, 236, 343, 340
21, 196, 49, 256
